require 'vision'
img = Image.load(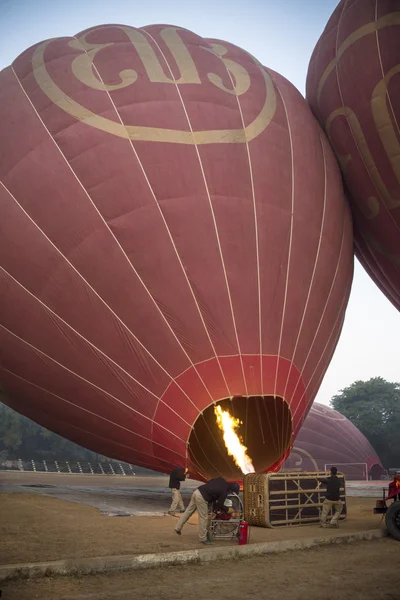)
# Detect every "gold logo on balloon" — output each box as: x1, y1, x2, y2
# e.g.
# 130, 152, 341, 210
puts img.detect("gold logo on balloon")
317, 12, 400, 219
32, 26, 276, 144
